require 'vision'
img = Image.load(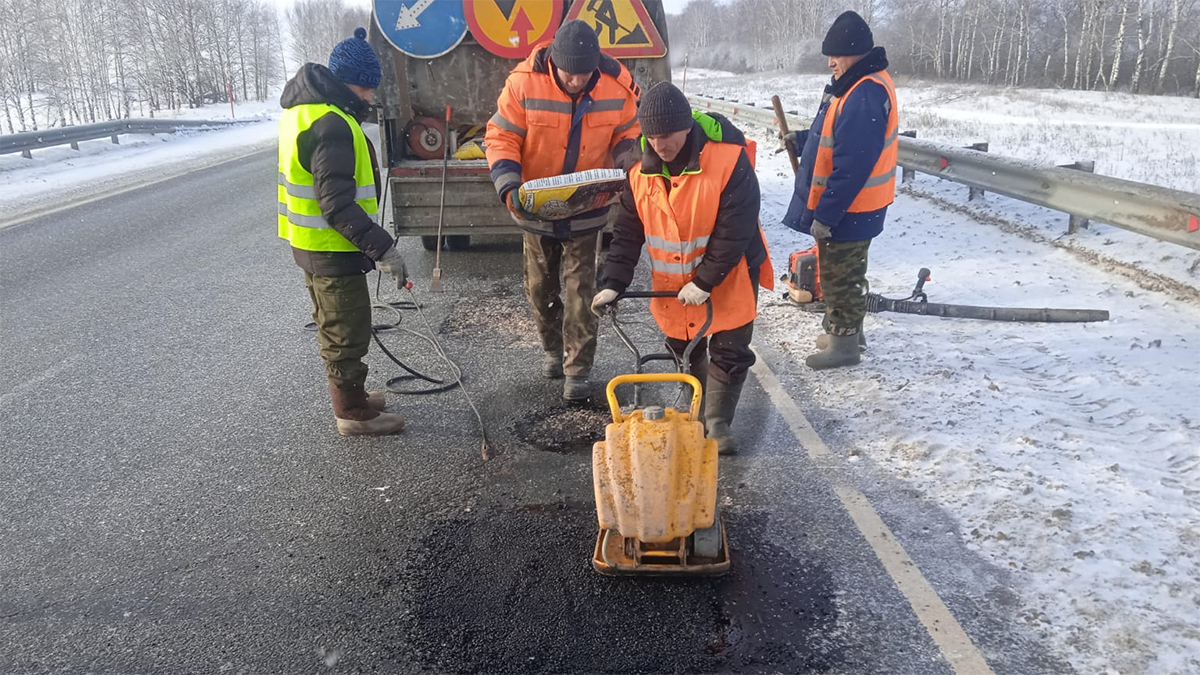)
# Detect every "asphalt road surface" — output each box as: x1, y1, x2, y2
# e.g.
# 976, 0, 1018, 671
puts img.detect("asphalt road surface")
1, 150, 1069, 674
